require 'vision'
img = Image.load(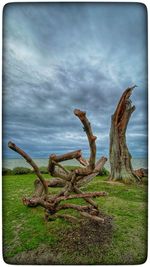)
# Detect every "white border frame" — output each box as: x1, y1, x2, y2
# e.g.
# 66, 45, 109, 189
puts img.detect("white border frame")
0, 1, 149, 267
